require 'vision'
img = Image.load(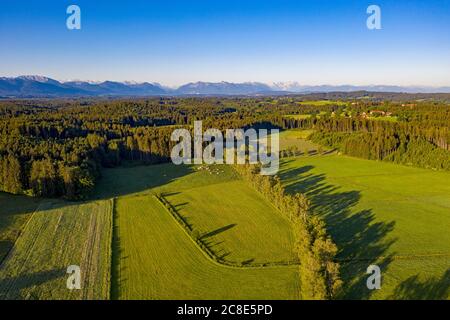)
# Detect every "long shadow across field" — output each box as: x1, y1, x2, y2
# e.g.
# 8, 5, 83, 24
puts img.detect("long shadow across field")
199, 223, 237, 262
95, 163, 196, 200
162, 192, 237, 263
389, 269, 450, 299
201, 224, 237, 240
0, 193, 42, 264
0, 240, 14, 266
279, 161, 397, 299
0, 268, 65, 299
